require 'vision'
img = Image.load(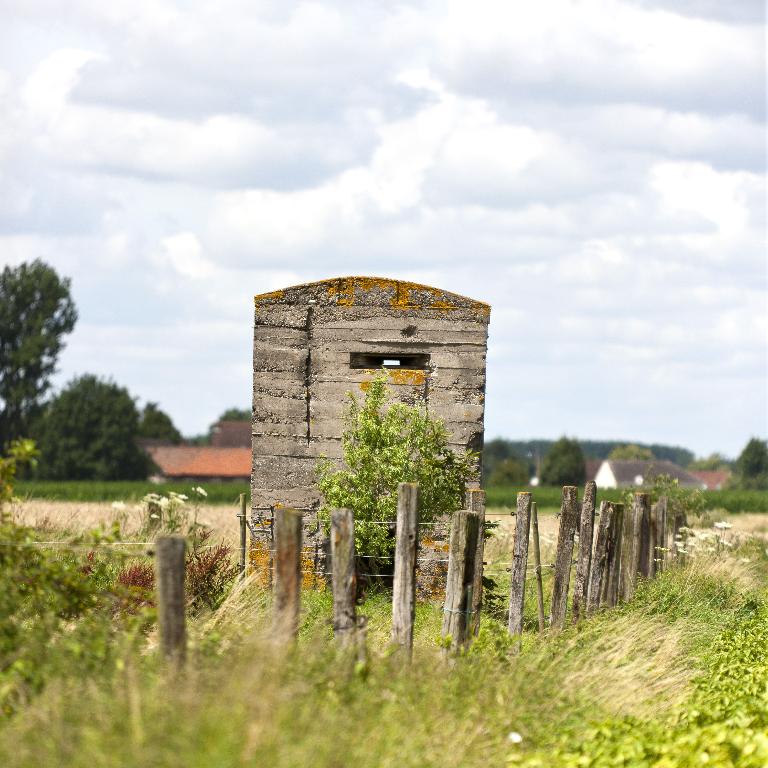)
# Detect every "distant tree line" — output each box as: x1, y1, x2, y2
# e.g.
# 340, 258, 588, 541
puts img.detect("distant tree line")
483, 438, 696, 484
0, 260, 249, 480
483, 436, 767, 490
